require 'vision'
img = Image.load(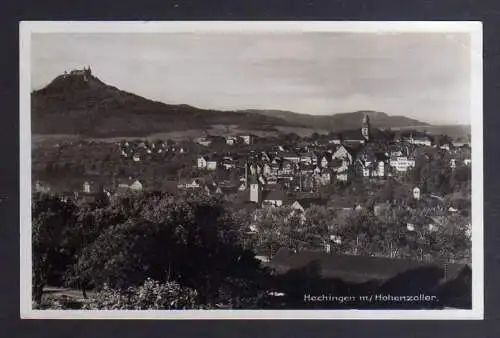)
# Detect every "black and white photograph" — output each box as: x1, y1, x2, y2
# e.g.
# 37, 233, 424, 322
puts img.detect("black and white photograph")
19, 21, 483, 319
